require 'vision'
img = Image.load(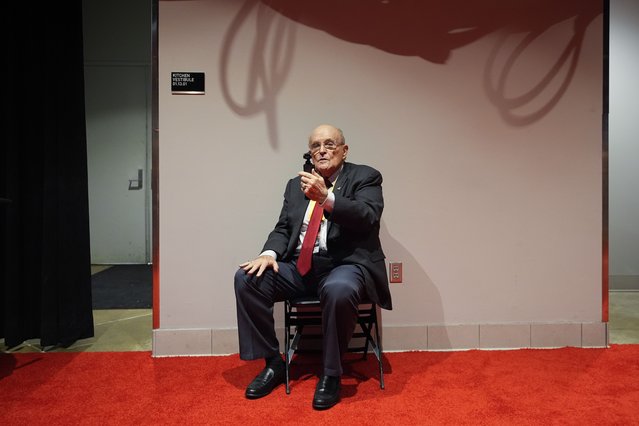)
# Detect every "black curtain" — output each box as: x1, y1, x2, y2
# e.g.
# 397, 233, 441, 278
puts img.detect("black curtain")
1, 2, 94, 348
